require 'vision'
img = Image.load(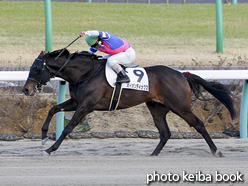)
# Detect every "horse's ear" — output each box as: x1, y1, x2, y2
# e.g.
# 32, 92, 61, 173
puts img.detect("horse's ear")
38, 51, 50, 59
